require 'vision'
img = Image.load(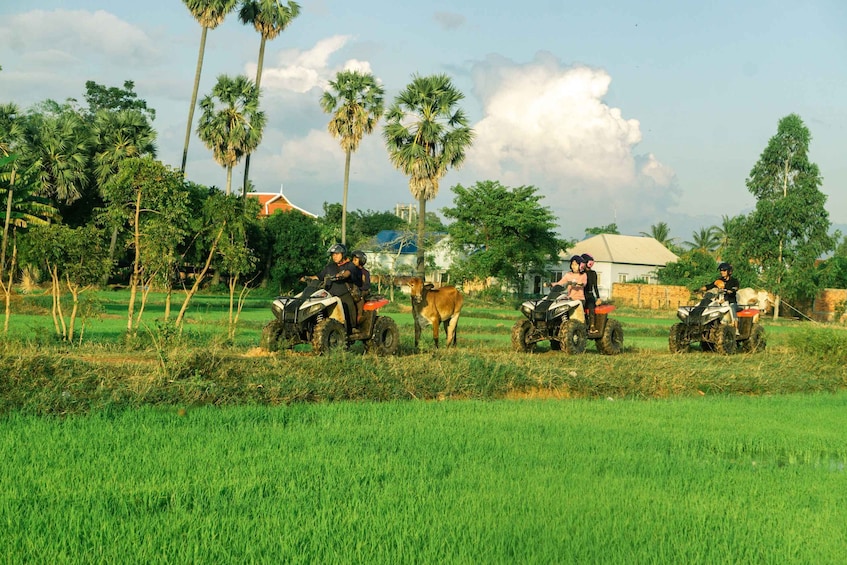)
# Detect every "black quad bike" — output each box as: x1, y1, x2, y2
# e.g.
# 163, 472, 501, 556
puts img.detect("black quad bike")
669, 287, 766, 354
261, 277, 399, 355
512, 287, 624, 355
